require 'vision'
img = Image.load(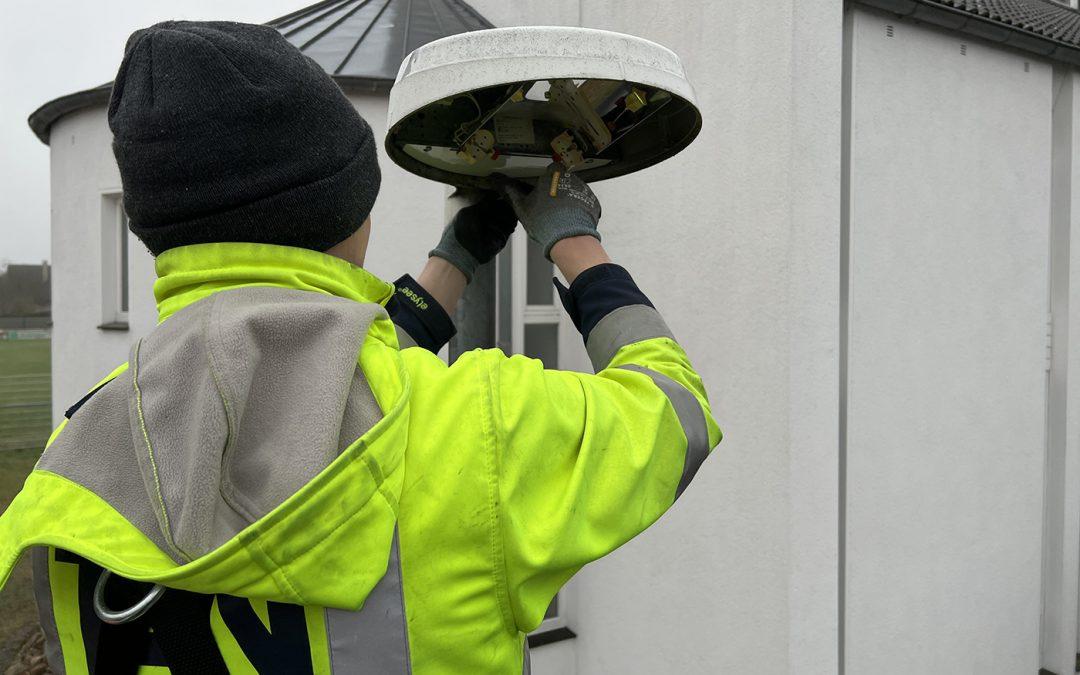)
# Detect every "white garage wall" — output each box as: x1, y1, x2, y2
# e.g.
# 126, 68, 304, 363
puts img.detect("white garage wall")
846, 10, 1053, 673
